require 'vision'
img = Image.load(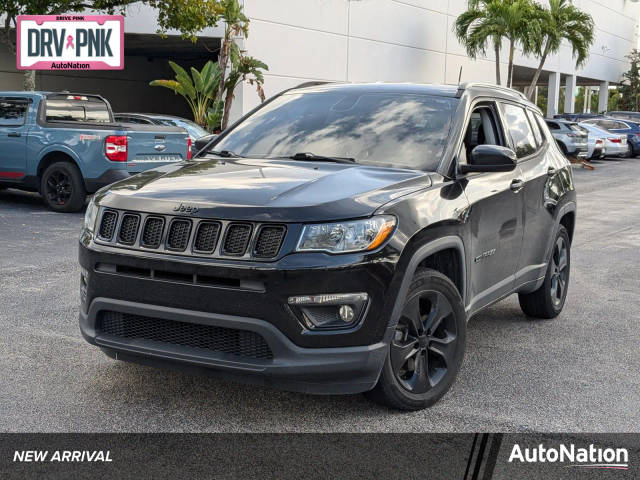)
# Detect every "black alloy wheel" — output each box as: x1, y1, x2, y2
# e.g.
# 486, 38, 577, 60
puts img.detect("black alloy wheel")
391, 290, 457, 394
549, 235, 569, 308
40, 161, 87, 212
44, 169, 73, 206
518, 225, 571, 319
366, 269, 466, 411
